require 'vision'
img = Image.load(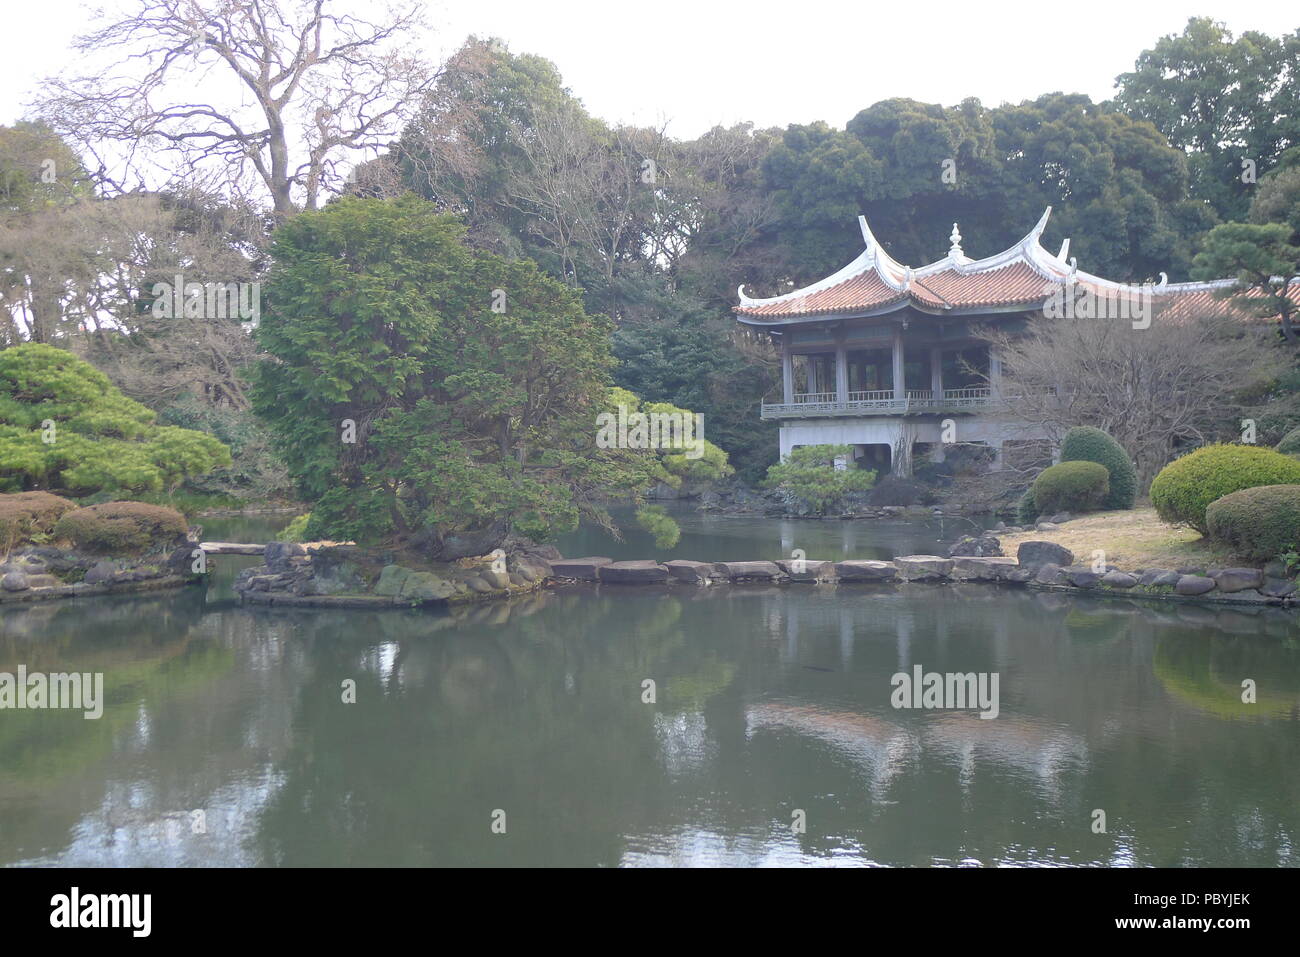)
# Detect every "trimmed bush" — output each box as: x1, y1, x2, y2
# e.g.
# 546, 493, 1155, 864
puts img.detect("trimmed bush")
0, 491, 79, 547
54, 502, 189, 554
1015, 487, 1038, 524
1060, 426, 1136, 510
1030, 461, 1109, 515
1149, 444, 1300, 533
1205, 484, 1300, 562
1276, 427, 1300, 457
